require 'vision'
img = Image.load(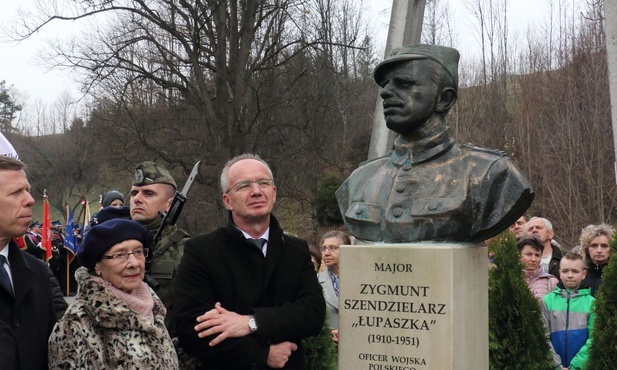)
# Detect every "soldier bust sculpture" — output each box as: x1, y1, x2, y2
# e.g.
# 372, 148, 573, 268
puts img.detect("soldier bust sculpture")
336, 44, 534, 244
